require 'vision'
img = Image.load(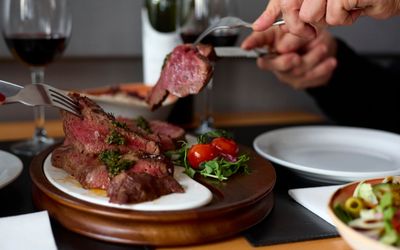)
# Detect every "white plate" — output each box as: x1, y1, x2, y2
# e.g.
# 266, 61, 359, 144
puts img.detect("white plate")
253, 126, 400, 183
44, 153, 212, 211
0, 150, 23, 189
